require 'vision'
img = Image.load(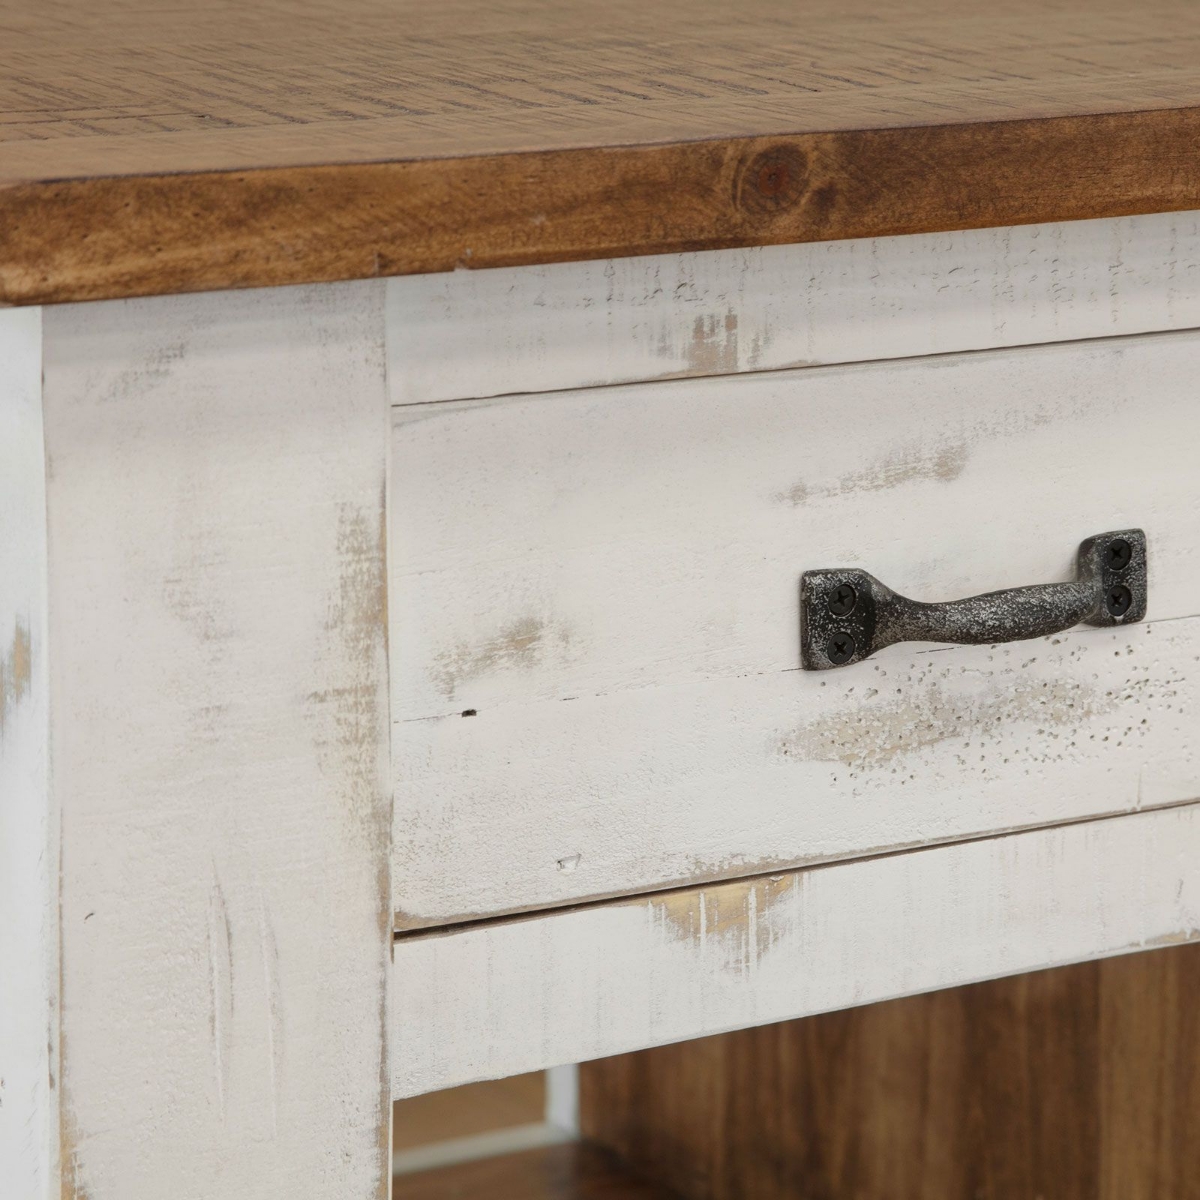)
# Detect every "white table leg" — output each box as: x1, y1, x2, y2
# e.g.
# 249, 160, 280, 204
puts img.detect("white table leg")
29, 283, 393, 1199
